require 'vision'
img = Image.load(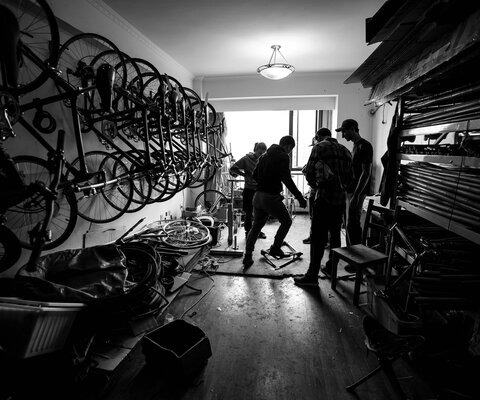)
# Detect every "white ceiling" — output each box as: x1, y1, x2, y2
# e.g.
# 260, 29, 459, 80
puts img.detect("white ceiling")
103, 0, 385, 78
